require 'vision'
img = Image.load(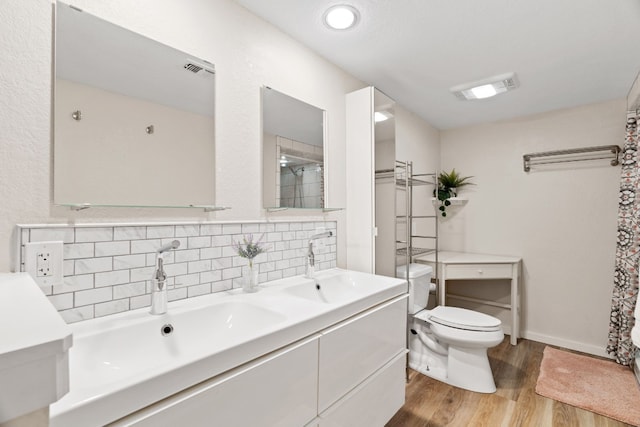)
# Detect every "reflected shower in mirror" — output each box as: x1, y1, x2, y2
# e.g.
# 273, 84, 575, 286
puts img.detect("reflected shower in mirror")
54, 3, 216, 207
262, 87, 325, 209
